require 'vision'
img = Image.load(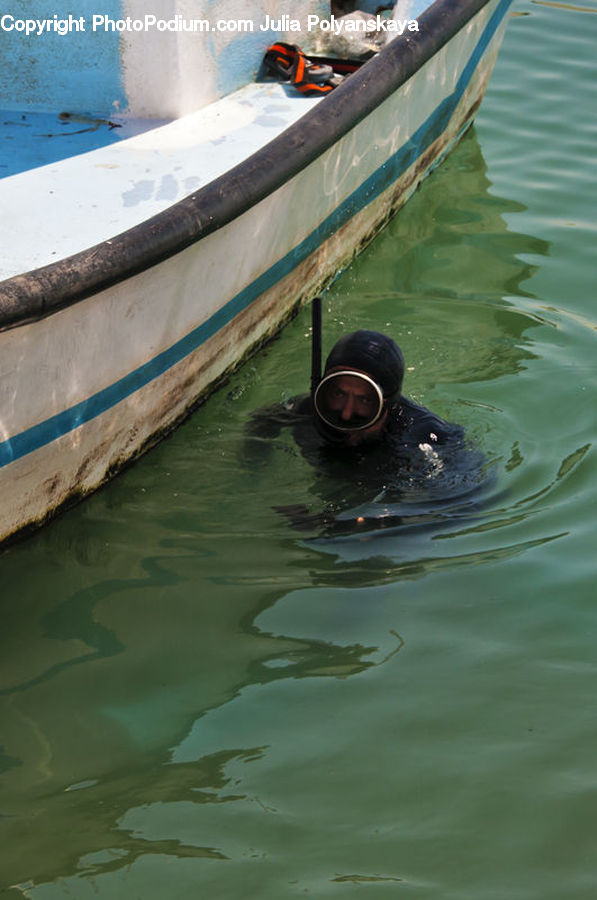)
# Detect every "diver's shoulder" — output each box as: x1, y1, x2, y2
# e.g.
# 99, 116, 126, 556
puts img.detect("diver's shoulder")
245, 393, 312, 437
286, 393, 313, 416
393, 396, 464, 445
